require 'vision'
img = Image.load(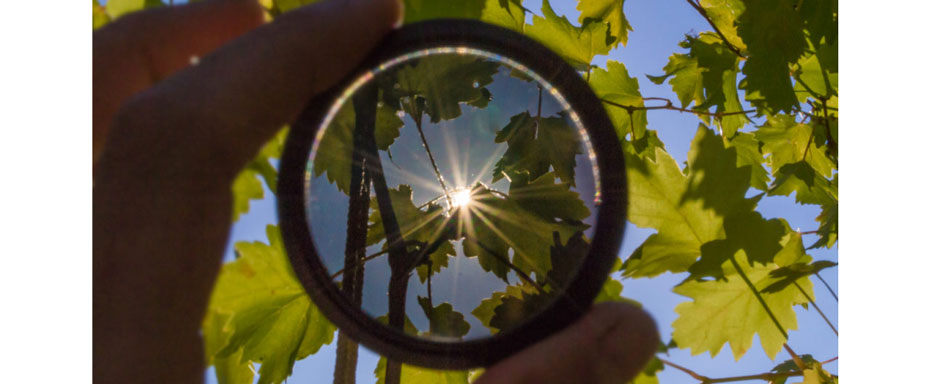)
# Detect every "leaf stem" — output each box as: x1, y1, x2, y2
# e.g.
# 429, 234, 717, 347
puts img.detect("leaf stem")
792, 281, 838, 335
683, 0, 746, 58
815, 272, 839, 302
412, 117, 452, 208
